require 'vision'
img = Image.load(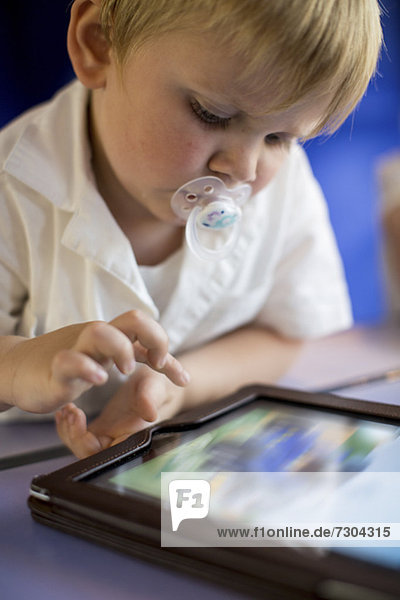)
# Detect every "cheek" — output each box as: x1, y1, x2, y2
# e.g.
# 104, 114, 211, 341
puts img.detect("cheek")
254, 148, 288, 193
138, 123, 208, 179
